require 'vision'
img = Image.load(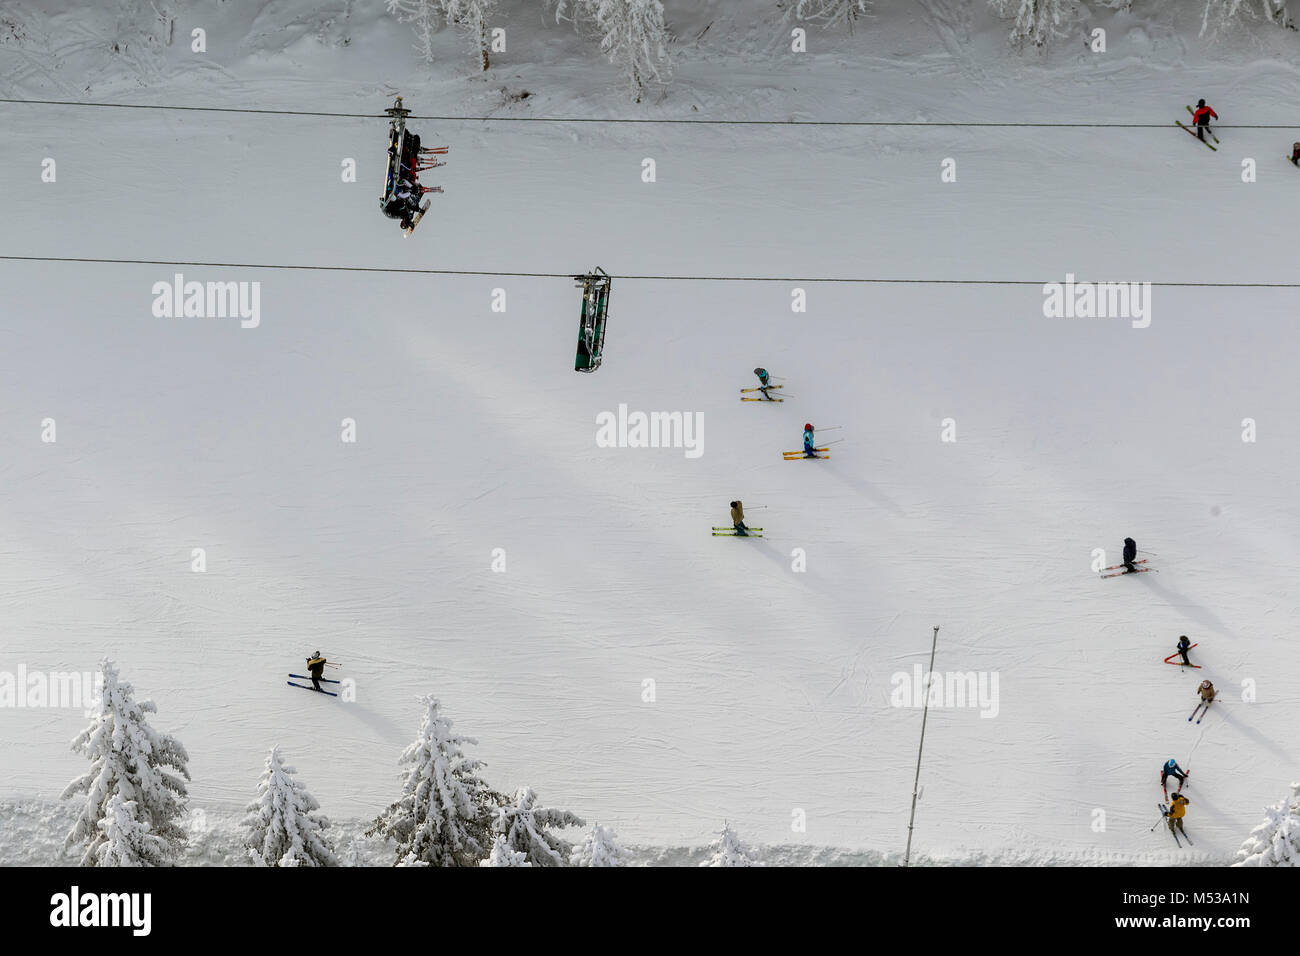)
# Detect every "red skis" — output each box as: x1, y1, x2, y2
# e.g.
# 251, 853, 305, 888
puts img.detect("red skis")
1163, 643, 1200, 668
